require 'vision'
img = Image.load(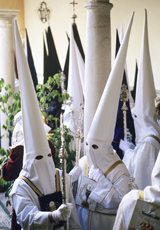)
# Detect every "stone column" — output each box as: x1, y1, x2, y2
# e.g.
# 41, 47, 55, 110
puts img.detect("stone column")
84, 0, 113, 142
0, 10, 19, 149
